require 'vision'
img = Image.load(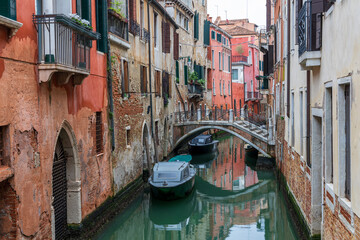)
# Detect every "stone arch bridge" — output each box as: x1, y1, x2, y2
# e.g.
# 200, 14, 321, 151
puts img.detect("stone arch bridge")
171, 109, 275, 158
